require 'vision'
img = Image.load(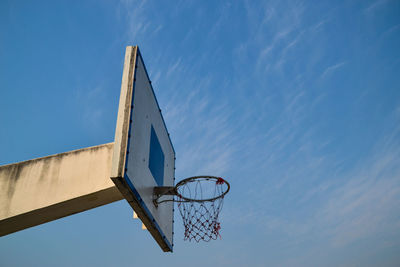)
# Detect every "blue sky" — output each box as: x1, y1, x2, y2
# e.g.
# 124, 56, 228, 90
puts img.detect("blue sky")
1, 0, 399, 266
